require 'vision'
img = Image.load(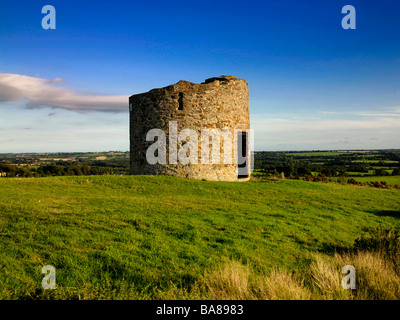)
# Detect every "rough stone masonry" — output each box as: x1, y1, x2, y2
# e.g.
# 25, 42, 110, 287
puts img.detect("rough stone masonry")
129, 75, 251, 181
